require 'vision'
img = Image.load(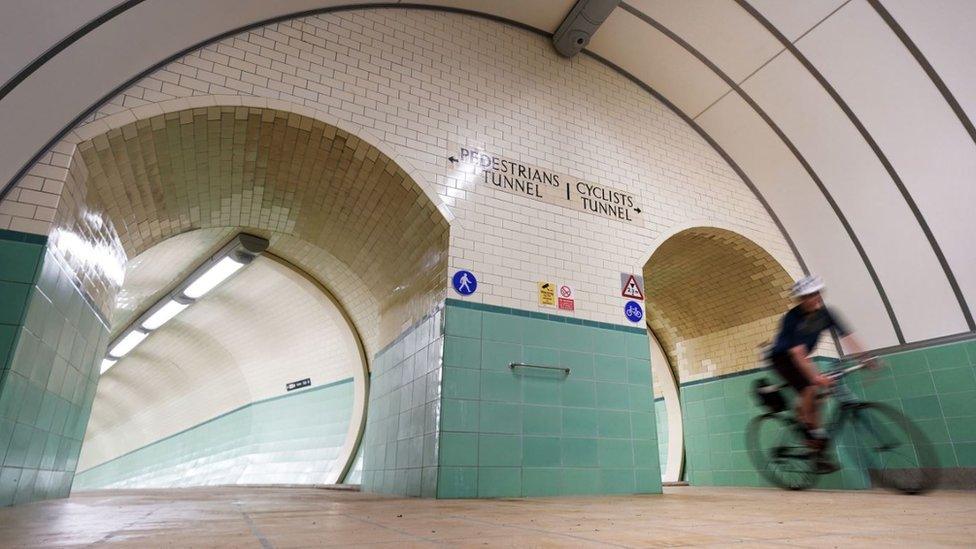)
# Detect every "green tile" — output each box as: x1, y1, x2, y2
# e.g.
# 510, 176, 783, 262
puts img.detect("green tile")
562, 407, 598, 436
0, 467, 21, 507
598, 439, 633, 468
924, 344, 969, 370
522, 468, 561, 496
437, 466, 478, 498
523, 436, 560, 467
930, 367, 976, 394
482, 312, 522, 344
0, 282, 31, 325
445, 307, 482, 338
861, 376, 899, 402
560, 351, 594, 379
595, 382, 629, 410
442, 367, 480, 400
522, 375, 561, 405
522, 405, 561, 435
478, 467, 520, 498
899, 395, 942, 421
522, 346, 559, 367
0, 325, 16, 369
628, 385, 653, 412
561, 468, 600, 495
636, 469, 662, 493
478, 434, 521, 466
439, 433, 477, 466
598, 410, 630, 438
600, 469, 636, 494
479, 402, 521, 434
630, 411, 655, 440
893, 372, 935, 399
625, 334, 650, 360
443, 336, 482, 369
592, 330, 627, 357
561, 379, 596, 407
955, 442, 976, 467
561, 437, 598, 466
885, 351, 929, 376
441, 399, 479, 432
912, 418, 950, 444
937, 391, 975, 418
481, 371, 521, 403
0, 241, 42, 284
627, 359, 651, 384
946, 416, 976, 443
634, 440, 659, 468
482, 342, 521, 372
594, 355, 628, 383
